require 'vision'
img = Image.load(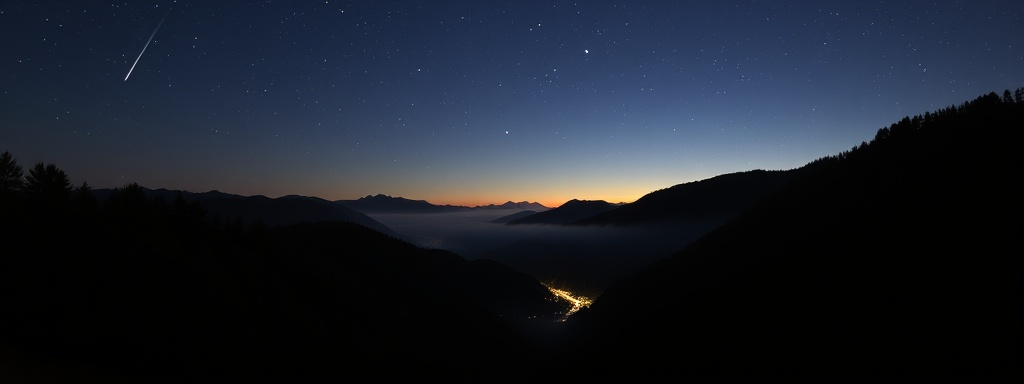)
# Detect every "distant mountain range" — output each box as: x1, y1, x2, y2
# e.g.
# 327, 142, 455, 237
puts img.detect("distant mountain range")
93, 188, 398, 236
336, 194, 548, 214
474, 201, 550, 210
